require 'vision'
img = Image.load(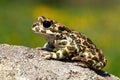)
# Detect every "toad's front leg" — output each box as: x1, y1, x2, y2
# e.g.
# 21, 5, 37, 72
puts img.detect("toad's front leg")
44, 39, 77, 59
44, 45, 77, 60
44, 48, 68, 59
41, 42, 55, 51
